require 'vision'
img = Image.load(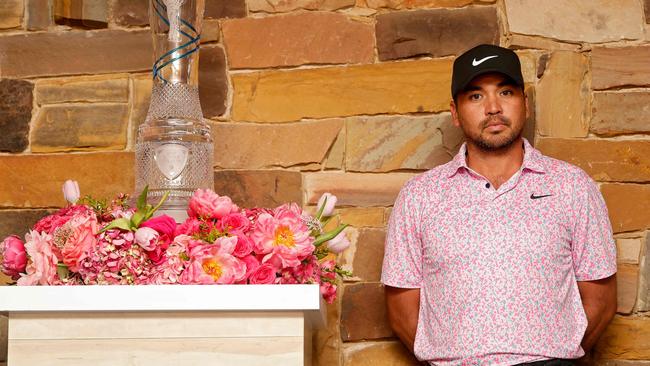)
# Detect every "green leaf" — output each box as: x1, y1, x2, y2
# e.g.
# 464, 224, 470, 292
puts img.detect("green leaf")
131, 211, 145, 228
137, 185, 149, 211
56, 263, 70, 280
99, 218, 133, 233
315, 196, 327, 220
313, 223, 349, 246
149, 190, 170, 217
